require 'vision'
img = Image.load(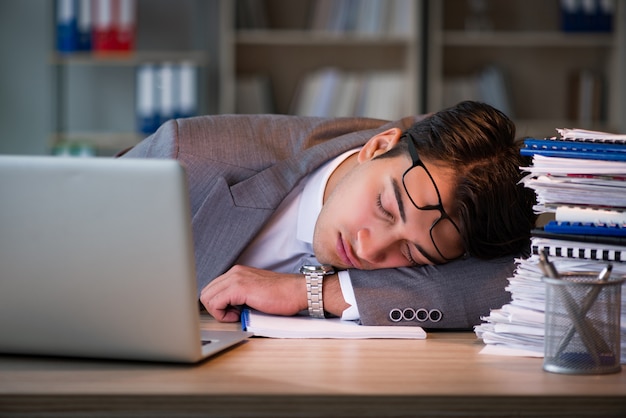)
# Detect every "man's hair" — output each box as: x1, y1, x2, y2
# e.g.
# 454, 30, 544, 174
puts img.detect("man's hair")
381, 100, 537, 260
